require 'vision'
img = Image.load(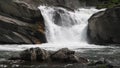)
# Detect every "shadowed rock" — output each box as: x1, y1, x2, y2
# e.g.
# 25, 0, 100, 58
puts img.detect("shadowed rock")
0, 0, 46, 44
53, 48, 88, 63
51, 48, 77, 63
0, 0, 43, 23
53, 8, 76, 27
88, 5, 120, 45
88, 58, 114, 68
20, 47, 50, 61
19, 48, 88, 63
